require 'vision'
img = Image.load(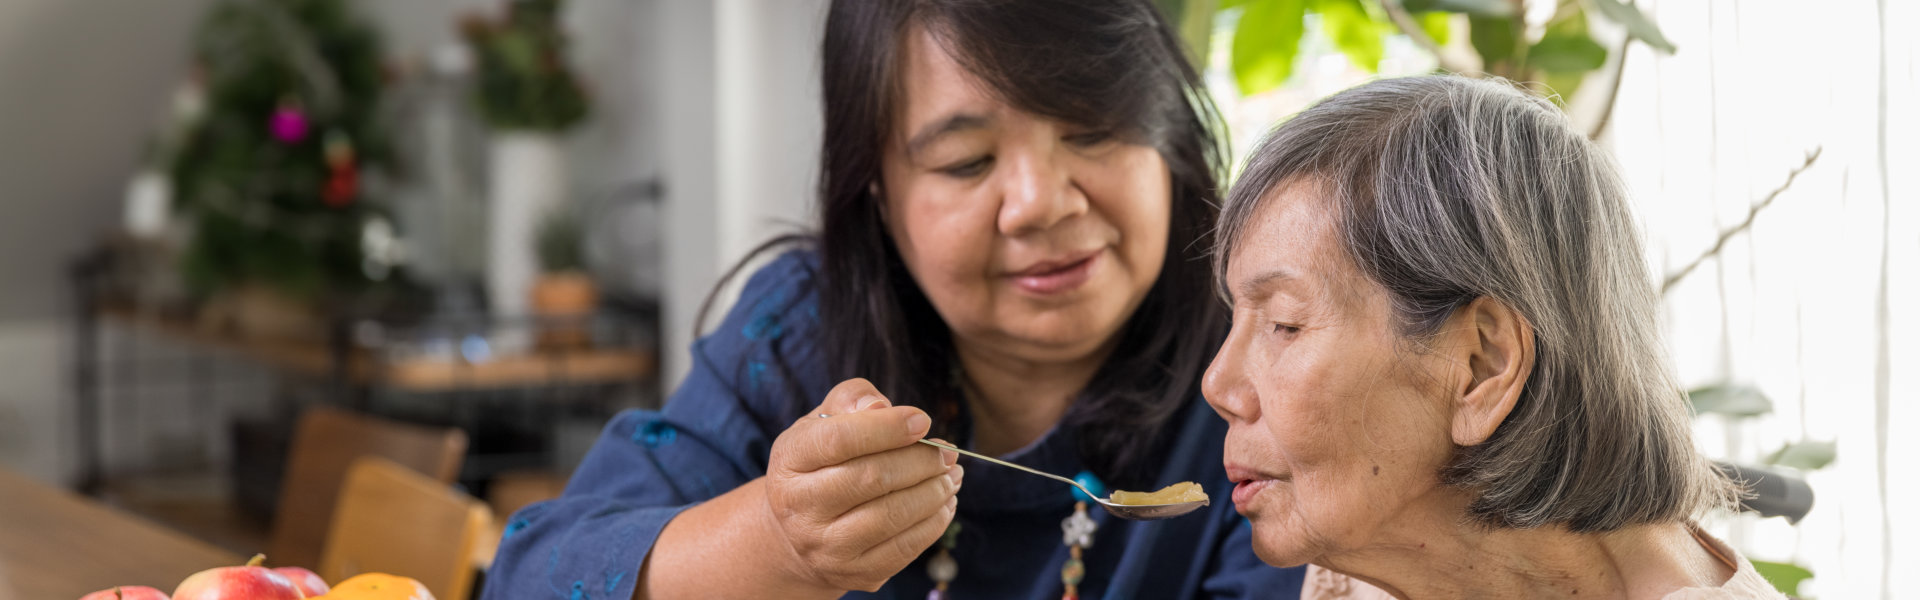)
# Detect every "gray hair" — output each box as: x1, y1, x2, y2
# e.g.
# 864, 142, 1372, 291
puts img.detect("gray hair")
1217, 75, 1737, 532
